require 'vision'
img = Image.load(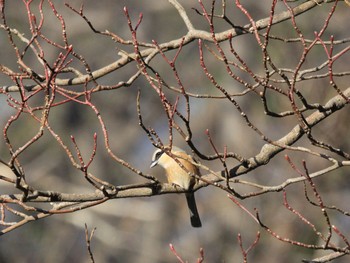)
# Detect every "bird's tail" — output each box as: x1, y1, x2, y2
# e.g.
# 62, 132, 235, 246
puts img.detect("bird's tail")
185, 193, 202, 228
